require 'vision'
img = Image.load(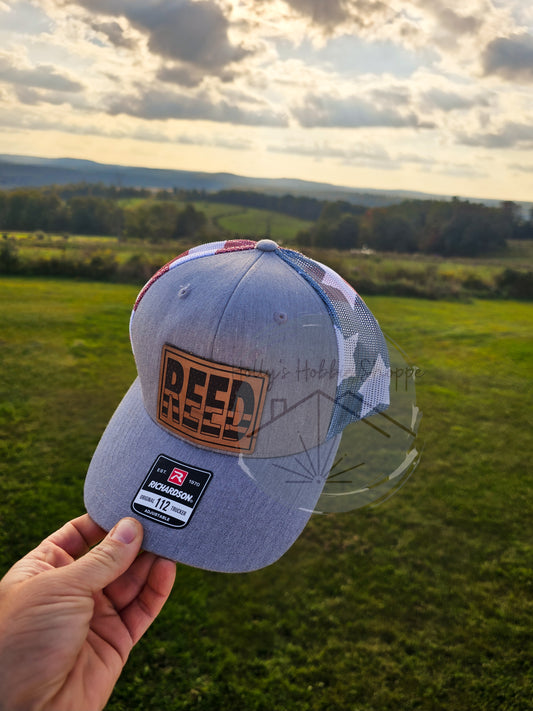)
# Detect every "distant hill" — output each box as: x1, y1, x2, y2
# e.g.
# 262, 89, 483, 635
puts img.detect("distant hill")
0, 154, 530, 214
0, 154, 440, 208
